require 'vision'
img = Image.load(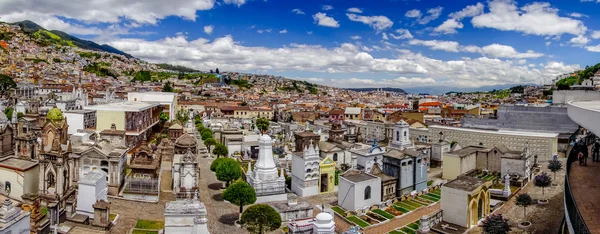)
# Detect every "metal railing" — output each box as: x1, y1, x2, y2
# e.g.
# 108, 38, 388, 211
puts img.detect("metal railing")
564, 131, 595, 234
